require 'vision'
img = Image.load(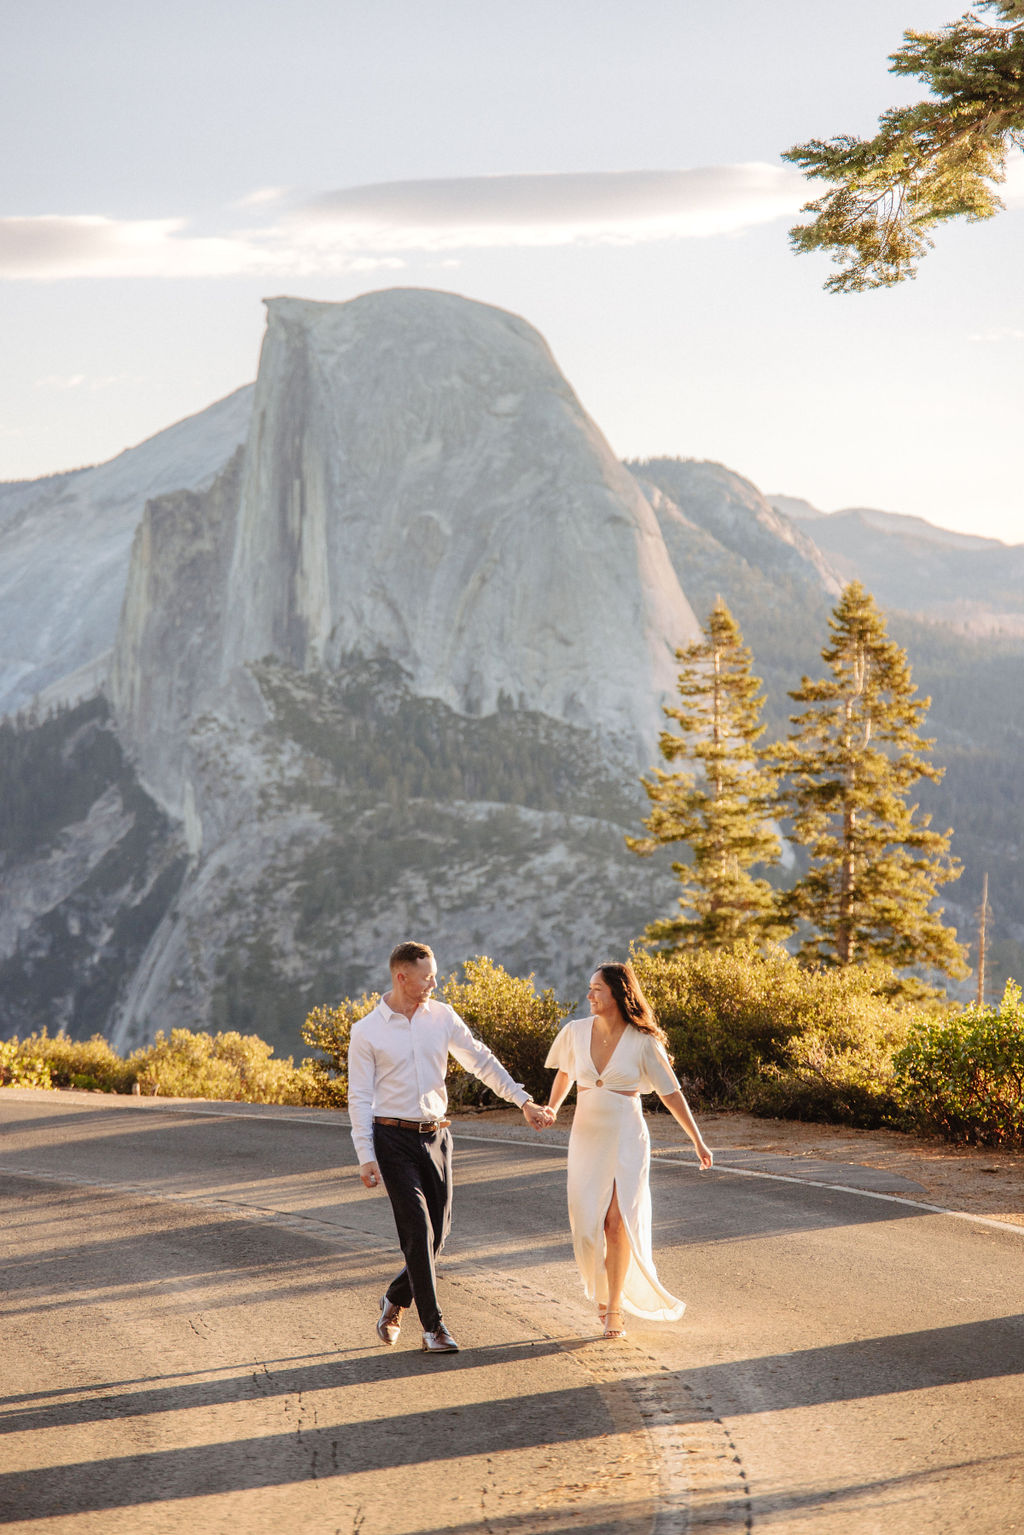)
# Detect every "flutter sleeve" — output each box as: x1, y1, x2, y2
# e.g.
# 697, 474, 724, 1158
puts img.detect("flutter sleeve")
640, 1034, 682, 1096
544, 1021, 576, 1081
